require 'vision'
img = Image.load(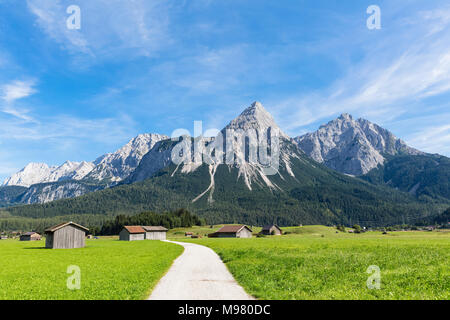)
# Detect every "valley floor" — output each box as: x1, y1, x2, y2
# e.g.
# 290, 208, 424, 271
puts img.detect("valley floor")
0, 238, 183, 300
0, 226, 448, 300
178, 226, 450, 300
